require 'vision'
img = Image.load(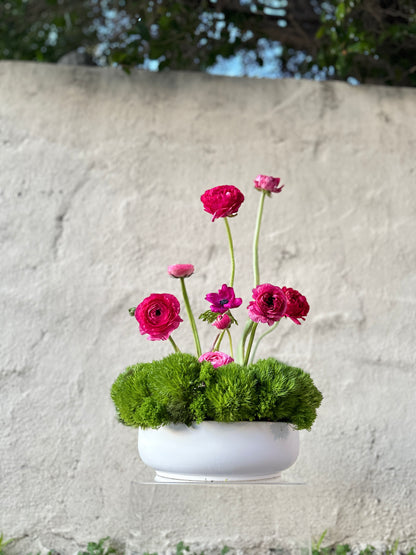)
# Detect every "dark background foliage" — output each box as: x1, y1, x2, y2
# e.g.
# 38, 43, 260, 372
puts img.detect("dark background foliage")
1, 1, 415, 86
